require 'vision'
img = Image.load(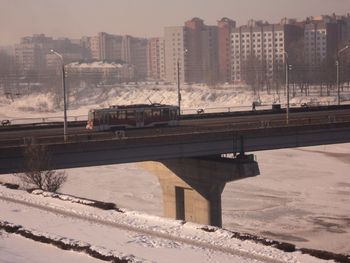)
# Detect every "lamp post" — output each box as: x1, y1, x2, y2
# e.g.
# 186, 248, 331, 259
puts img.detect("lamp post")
51, 50, 68, 142
176, 49, 188, 115
336, 45, 349, 105
177, 59, 181, 115
284, 52, 290, 125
